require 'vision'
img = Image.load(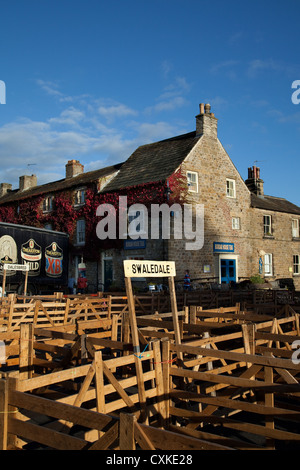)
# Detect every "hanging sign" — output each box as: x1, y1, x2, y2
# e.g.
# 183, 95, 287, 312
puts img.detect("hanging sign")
124, 259, 176, 278
3, 263, 29, 272
21, 238, 42, 276
45, 242, 63, 277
